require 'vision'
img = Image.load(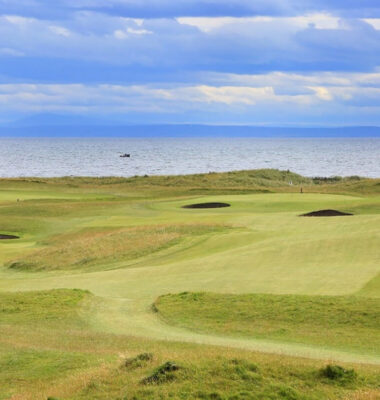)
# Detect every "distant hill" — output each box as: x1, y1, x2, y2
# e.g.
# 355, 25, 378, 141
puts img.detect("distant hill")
0, 115, 379, 137
7, 113, 123, 127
